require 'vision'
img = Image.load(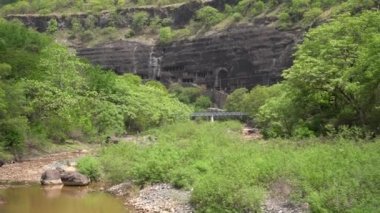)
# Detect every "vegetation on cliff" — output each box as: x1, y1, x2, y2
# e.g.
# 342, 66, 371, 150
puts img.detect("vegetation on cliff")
226, 11, 380, 138
0, 0, 189, 14
0, 20, 190, 160
2, 0, 378, 47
